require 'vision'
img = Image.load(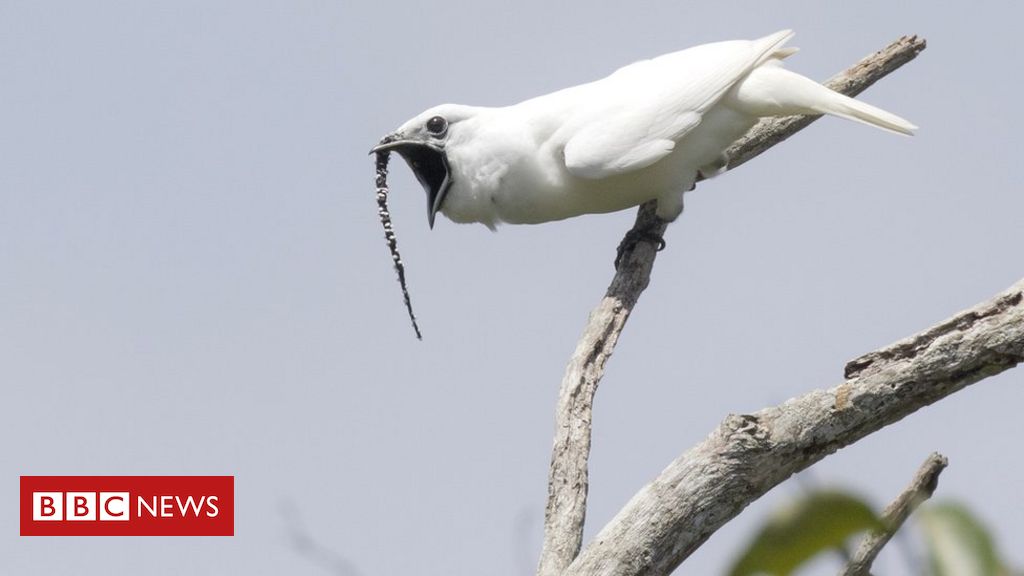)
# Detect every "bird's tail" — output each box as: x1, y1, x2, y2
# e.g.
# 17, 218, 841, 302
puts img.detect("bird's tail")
729, 64, 917, 136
